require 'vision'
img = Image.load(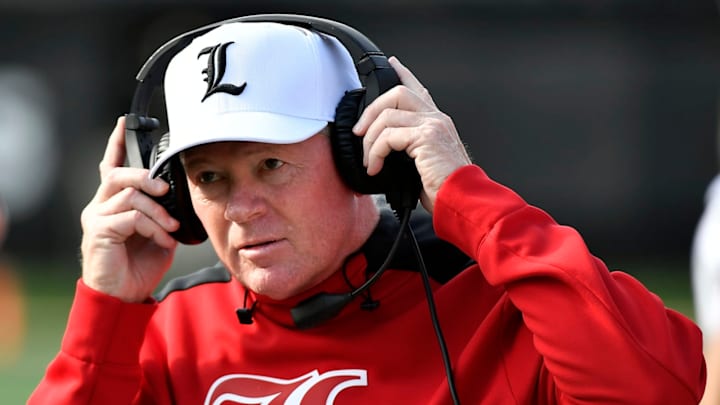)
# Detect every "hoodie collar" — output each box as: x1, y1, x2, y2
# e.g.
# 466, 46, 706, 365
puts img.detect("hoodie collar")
241, 208, 471, 328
